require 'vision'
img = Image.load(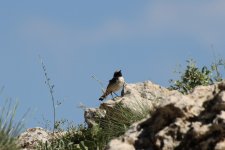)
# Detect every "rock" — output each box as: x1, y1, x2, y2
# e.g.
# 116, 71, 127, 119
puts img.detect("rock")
107, 81, 225, 150
215, 139, 225, 150
18, 127, 66, 150
19, 80, 225, 149
85, 81, 181, 127
107, 139, 135, 150
106, 120, 144, 150
84, 108, 106, 127
18, 127, 50, 150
